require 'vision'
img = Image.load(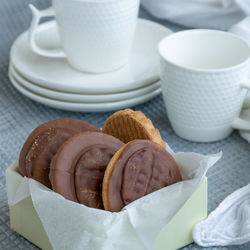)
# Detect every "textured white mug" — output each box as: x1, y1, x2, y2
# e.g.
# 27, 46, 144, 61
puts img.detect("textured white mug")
159, 30, 250, 142
28, 0, 139, 73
